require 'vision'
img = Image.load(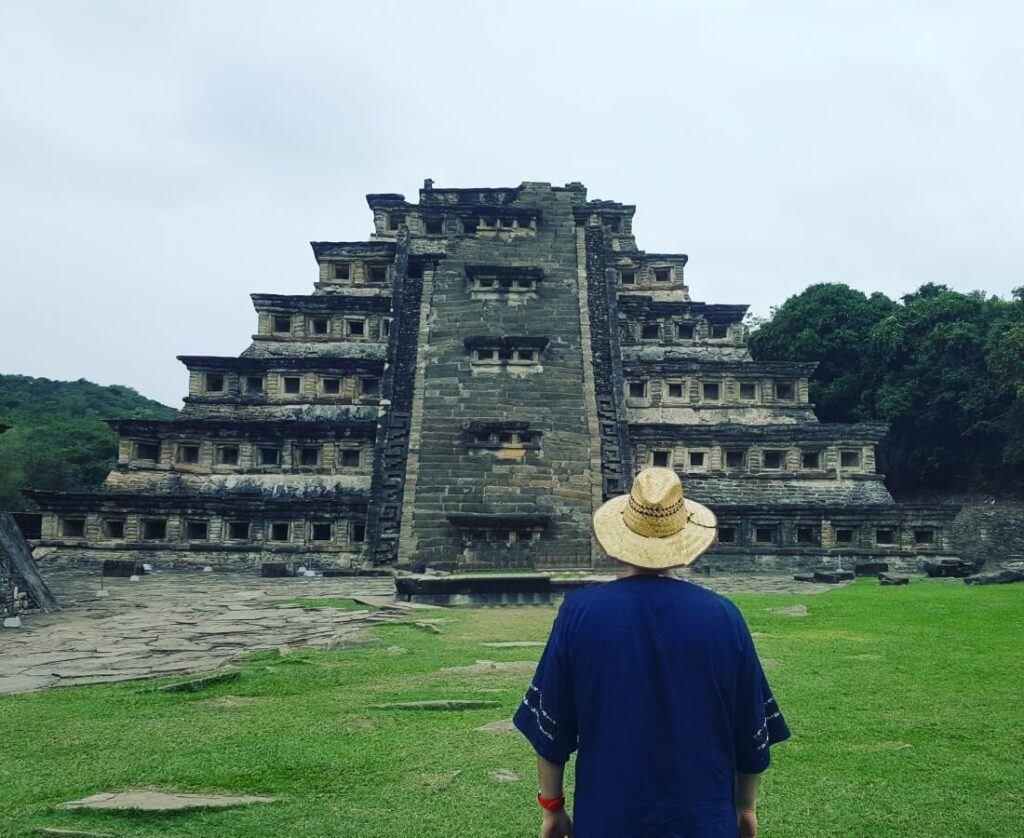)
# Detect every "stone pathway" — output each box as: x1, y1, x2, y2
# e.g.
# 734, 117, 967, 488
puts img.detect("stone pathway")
681, 571, 852, 595
0, 567, 396, 695
0, 568, 842, 696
